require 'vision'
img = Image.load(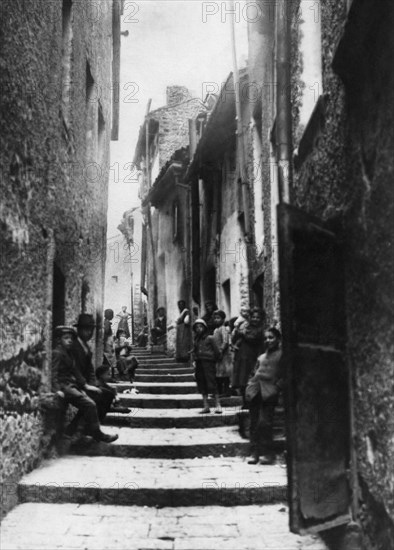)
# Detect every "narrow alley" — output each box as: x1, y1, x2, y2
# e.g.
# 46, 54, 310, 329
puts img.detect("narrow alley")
1, 348, 327, 550
1, 1, 393, 550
